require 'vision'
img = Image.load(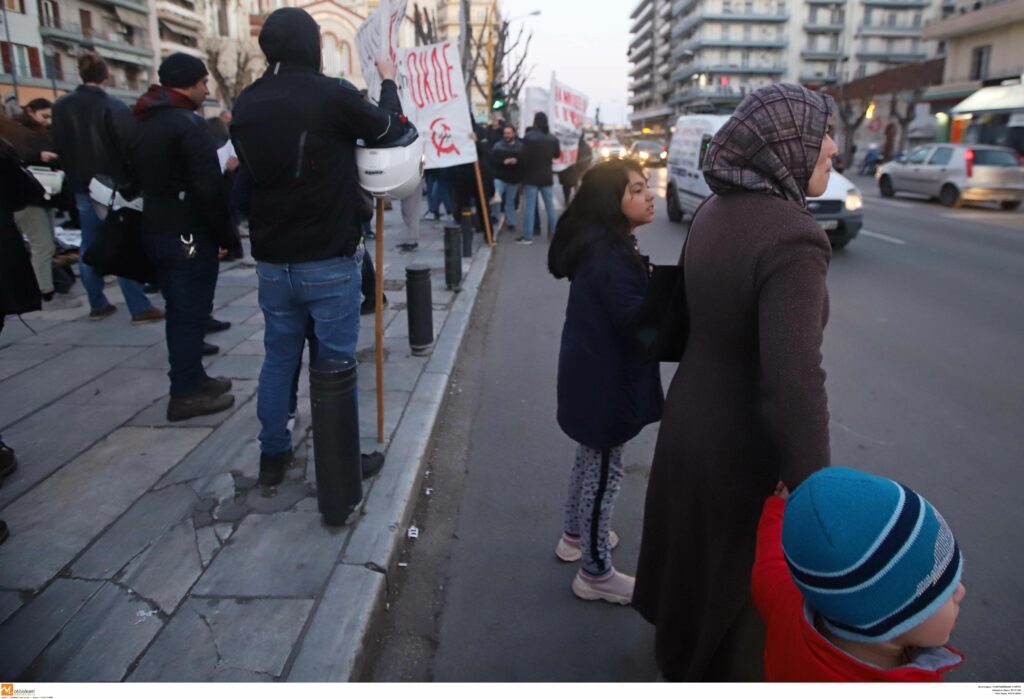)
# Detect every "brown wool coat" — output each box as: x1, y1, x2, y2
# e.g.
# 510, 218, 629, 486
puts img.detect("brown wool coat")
632, 190, 832, 681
